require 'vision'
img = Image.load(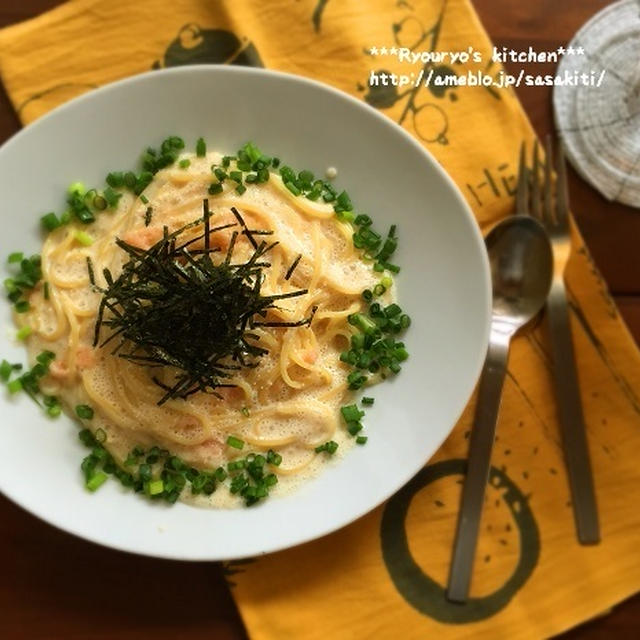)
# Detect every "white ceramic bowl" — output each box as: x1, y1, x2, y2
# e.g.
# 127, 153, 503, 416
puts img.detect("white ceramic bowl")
0, 66, 490, 560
